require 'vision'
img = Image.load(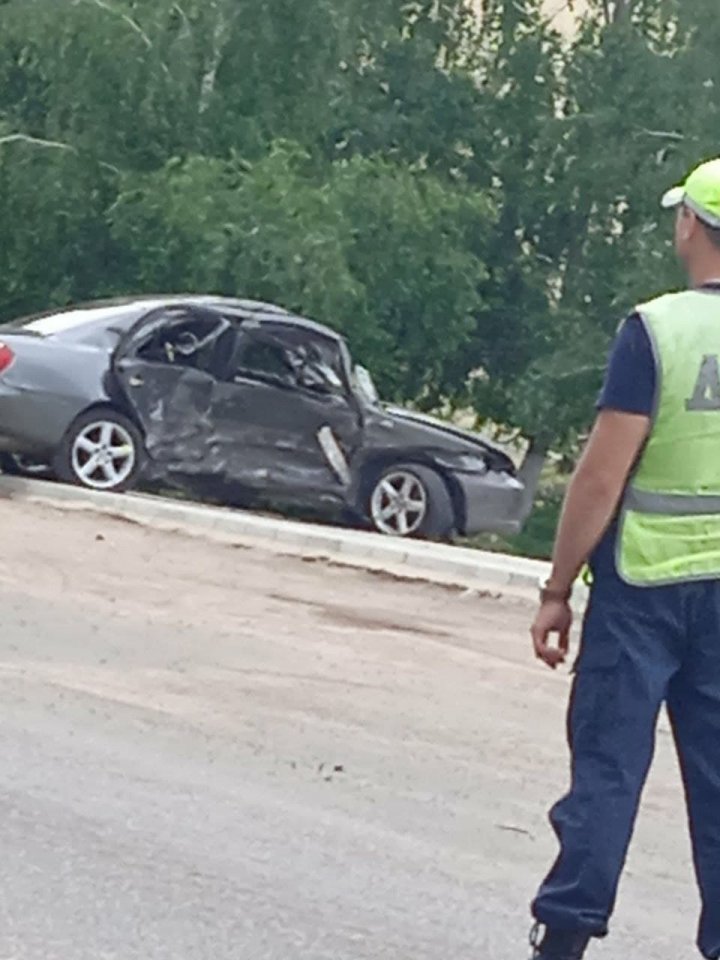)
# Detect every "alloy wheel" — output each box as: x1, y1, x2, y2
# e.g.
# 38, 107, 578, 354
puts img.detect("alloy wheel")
370, 470, 428, 536
71, 420, 136, 490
